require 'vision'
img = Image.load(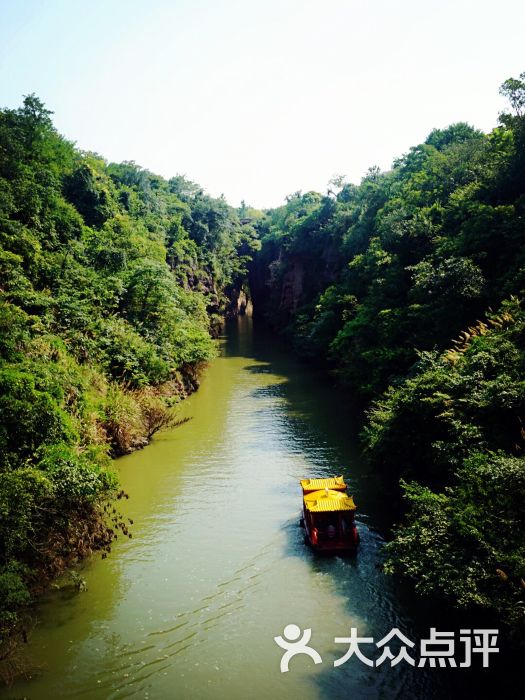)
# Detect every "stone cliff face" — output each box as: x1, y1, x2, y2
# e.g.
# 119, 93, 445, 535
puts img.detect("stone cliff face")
226, 287, 253, 318
249, 241, 339, 325
277, 257, 304, 316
